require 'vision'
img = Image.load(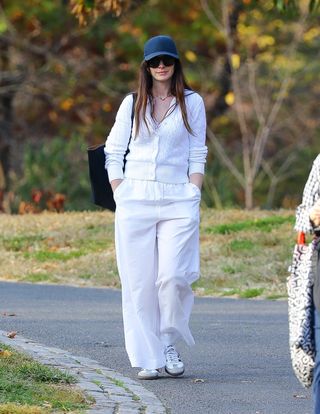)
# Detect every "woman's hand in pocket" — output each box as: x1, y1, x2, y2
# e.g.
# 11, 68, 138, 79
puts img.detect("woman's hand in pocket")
189, 173, 203, 191
111, 179, 123, 193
